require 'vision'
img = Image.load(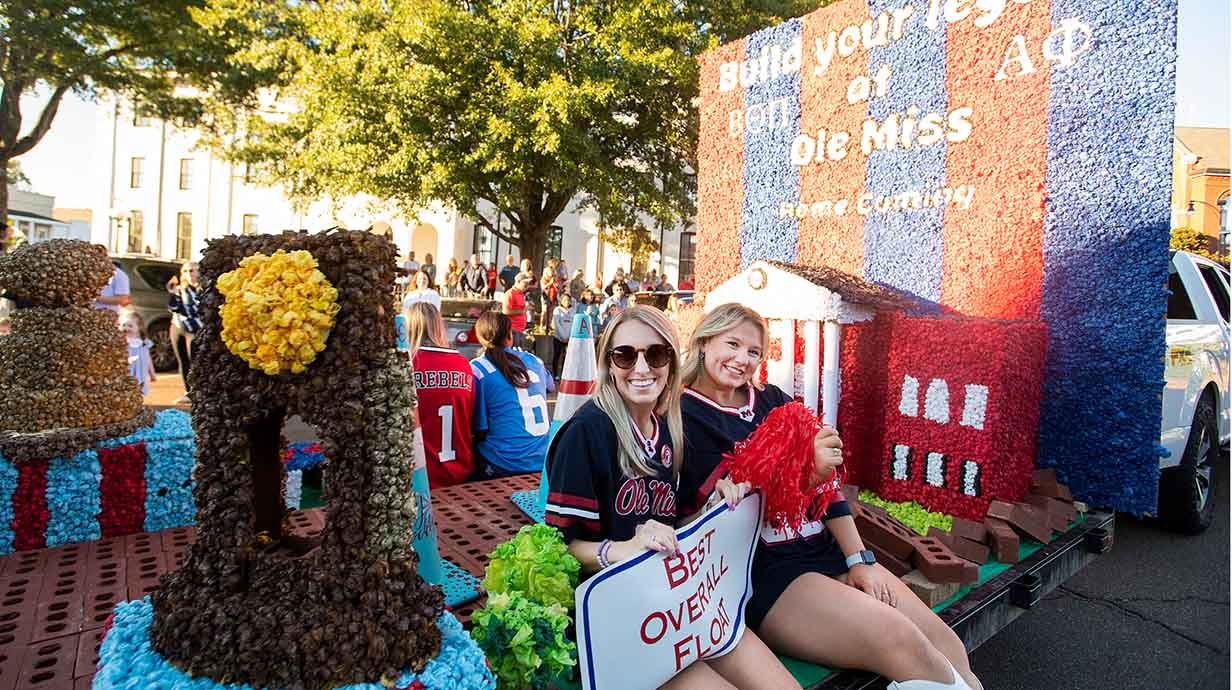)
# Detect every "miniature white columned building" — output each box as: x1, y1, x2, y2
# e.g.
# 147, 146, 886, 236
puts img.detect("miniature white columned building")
705, 260, 912, 425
